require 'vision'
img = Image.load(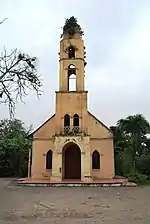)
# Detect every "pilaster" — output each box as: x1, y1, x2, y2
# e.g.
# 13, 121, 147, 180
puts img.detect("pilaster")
51, 151, 62, 181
